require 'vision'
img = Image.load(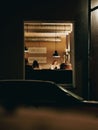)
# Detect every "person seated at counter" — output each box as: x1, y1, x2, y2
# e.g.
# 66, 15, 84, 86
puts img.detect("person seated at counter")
50, 60, 60, 70
32, 60, 41, 70
60, 62, 72, 70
